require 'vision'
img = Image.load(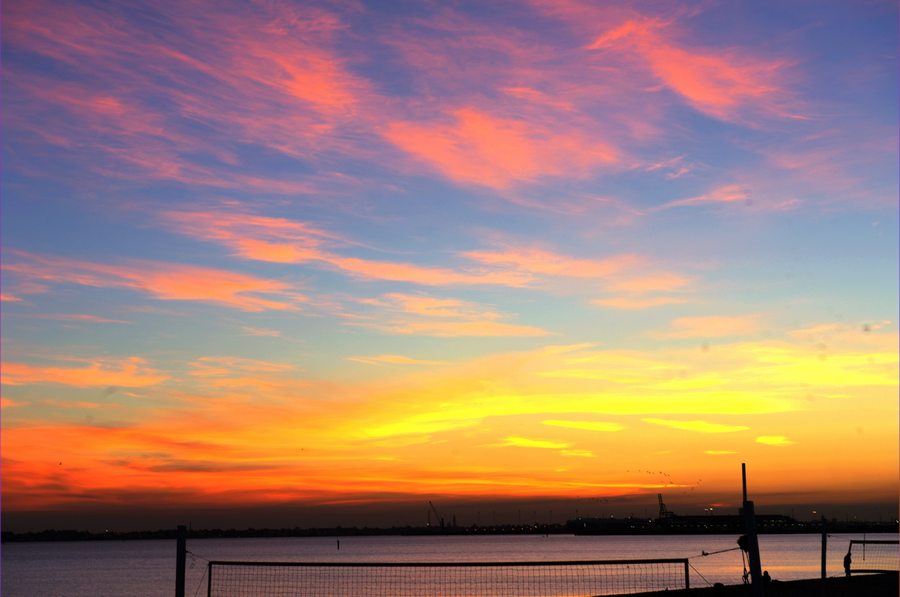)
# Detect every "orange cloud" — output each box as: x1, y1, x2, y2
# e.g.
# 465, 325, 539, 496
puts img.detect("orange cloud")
642, 418, 750, 434
163, 209, 534, 287
593, 269, 693, 310
381, 294, 470, 318
327, 256, 532, 287
384, 107, 616, 188
464, 247, 640, 279
756, 435, 796, 447
654, 315, 763, 339
607, 272, 692, 293
241, 326, 282, 337
347, 355, 447, 366
542, 419, 624, 432
355, 292, 550, 337
2, 330, 895, 511
377, 320, 550, 337
2, 357, 167, 388
188, 356, 298, 379
498, 436, 570, 450
592, 296, 688, 310
4, 251, 303, 312
30, 313, 129, 324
